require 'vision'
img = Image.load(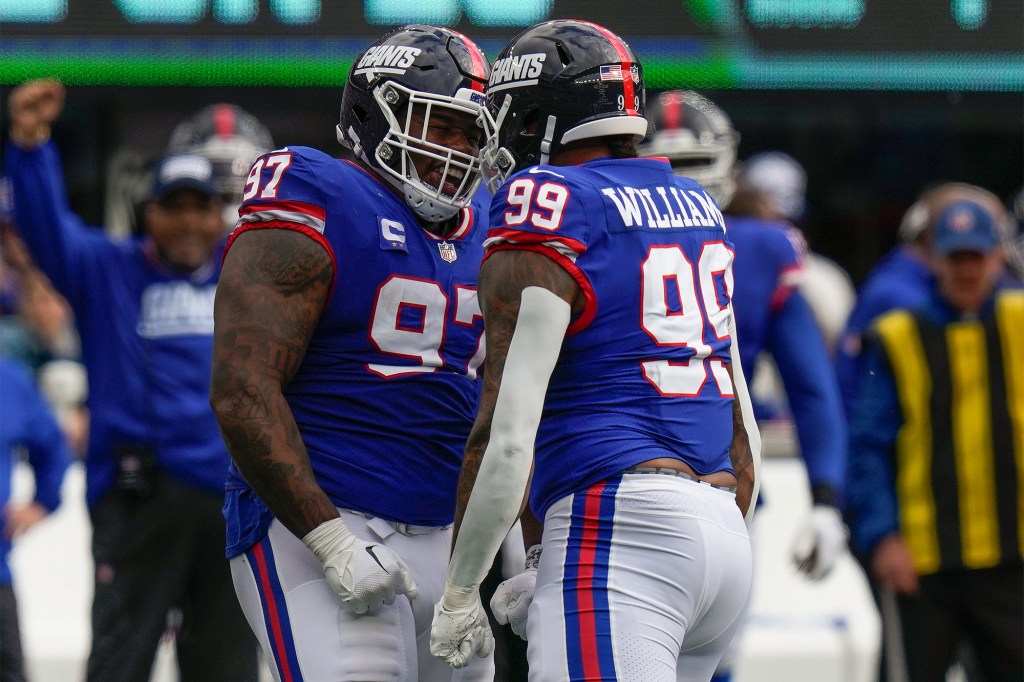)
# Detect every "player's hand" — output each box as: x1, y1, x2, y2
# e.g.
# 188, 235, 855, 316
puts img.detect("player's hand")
791, 504, 848, 580
301, 517, 418, 615
490, 543, 541, 640
2, 501, 48, 540
8, 79, 65, 148
430, 584, 494, 669
871, 533, 919, 595
490, 569, 536, 640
